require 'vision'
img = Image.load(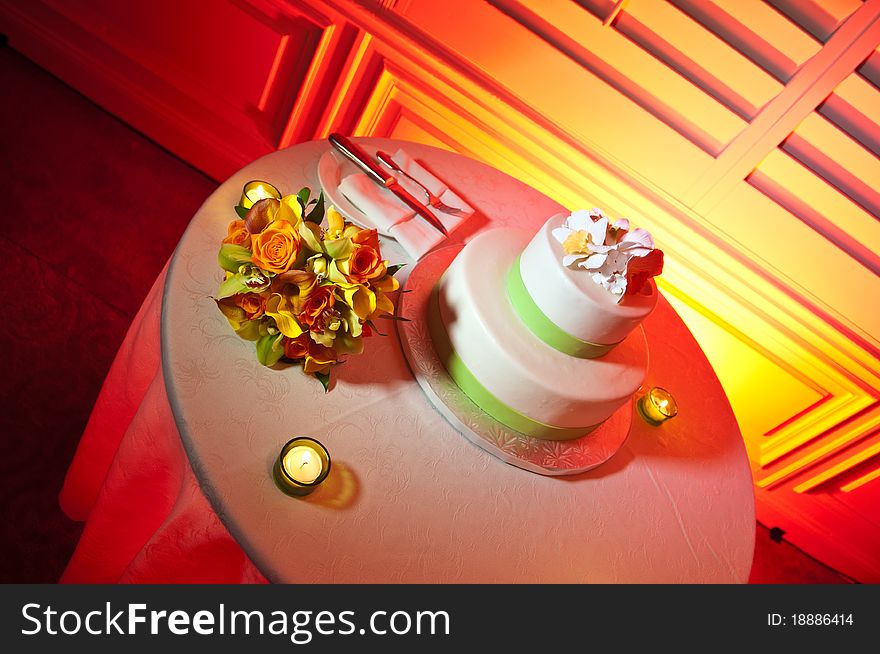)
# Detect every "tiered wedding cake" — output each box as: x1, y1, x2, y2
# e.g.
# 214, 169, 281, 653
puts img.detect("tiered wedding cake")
429, 209, 663, 440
